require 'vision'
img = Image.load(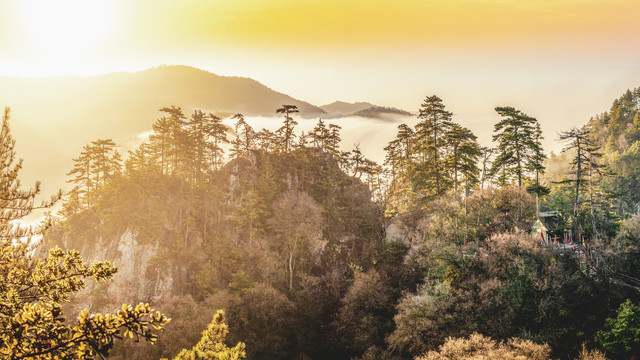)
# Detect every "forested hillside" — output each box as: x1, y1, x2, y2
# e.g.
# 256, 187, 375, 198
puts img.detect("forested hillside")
37, 89, 640, 360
